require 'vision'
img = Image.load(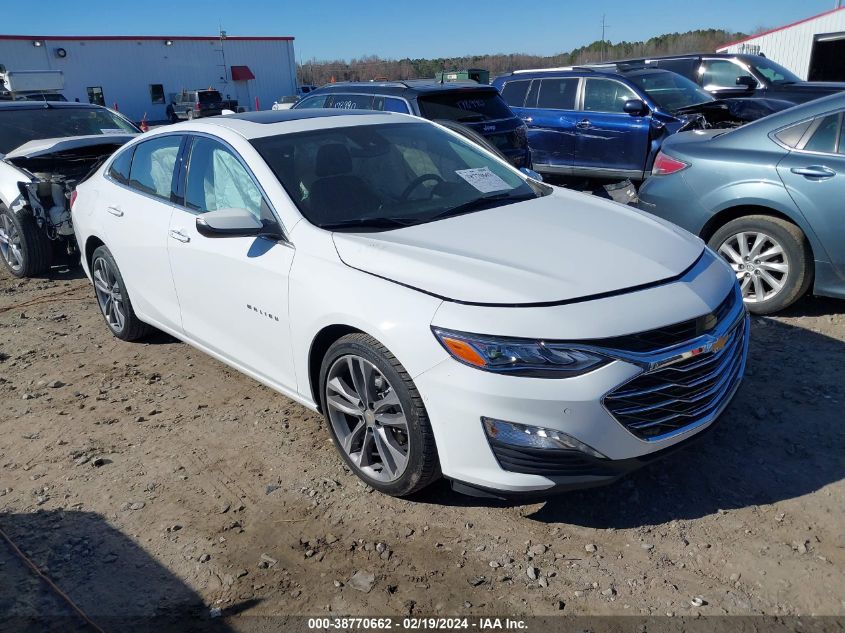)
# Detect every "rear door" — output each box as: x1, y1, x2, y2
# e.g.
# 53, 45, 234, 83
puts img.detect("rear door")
504, 77, 578, 174
574, 78, 650, 179
166, 134, 297, 388
776, 111, 845, 278
99, 134, 184, 329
